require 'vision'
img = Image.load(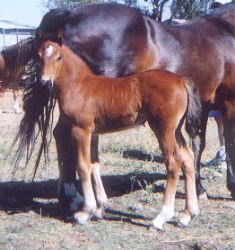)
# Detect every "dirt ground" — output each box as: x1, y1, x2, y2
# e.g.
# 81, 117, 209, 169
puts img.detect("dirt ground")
0, 91, 234, 250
